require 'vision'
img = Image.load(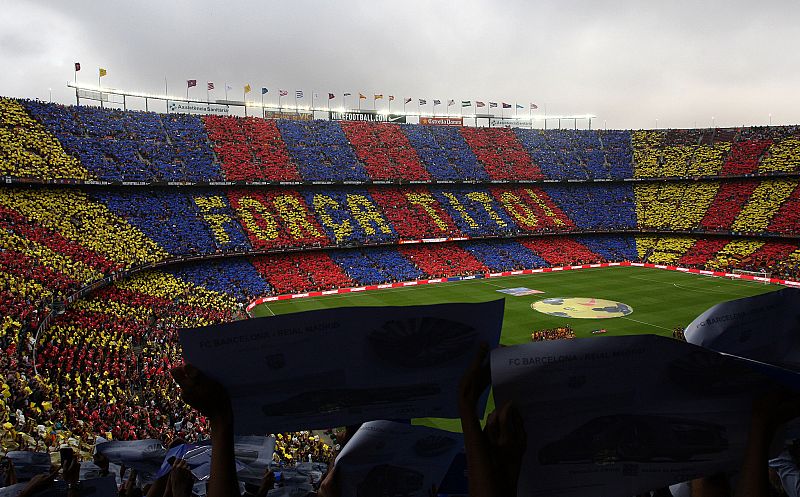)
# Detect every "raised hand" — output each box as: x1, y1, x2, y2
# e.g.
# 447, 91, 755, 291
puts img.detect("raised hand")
169, 459, 195, 497
170, 363, 232, 421
458, 343, 491, 415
